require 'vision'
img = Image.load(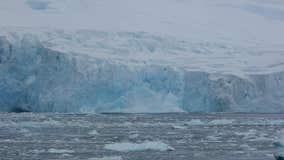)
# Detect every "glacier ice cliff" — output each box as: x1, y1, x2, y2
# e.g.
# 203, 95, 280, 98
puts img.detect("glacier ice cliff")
0, 30, 284, 113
